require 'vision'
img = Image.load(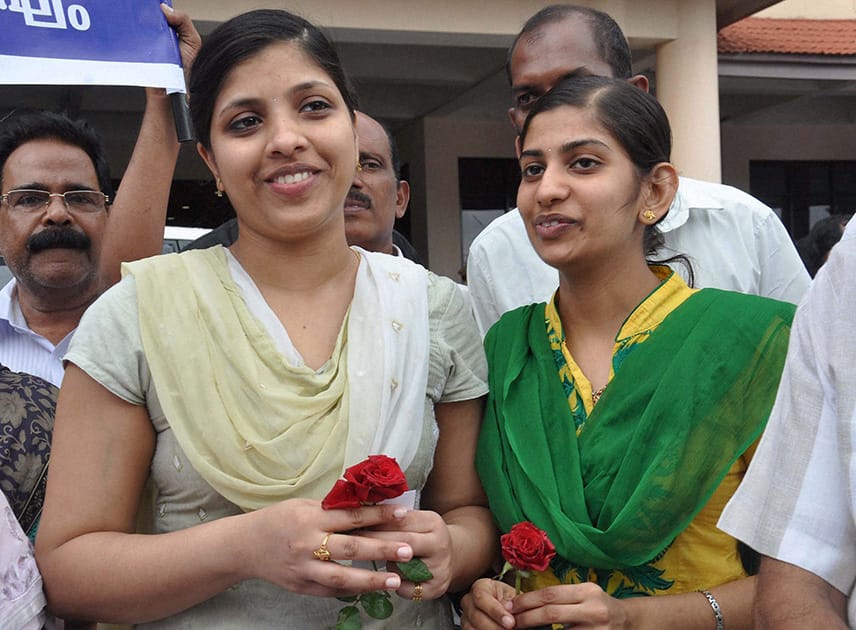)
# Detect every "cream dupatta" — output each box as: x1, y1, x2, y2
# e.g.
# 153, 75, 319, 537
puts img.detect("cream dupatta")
128, 246, 429, 512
